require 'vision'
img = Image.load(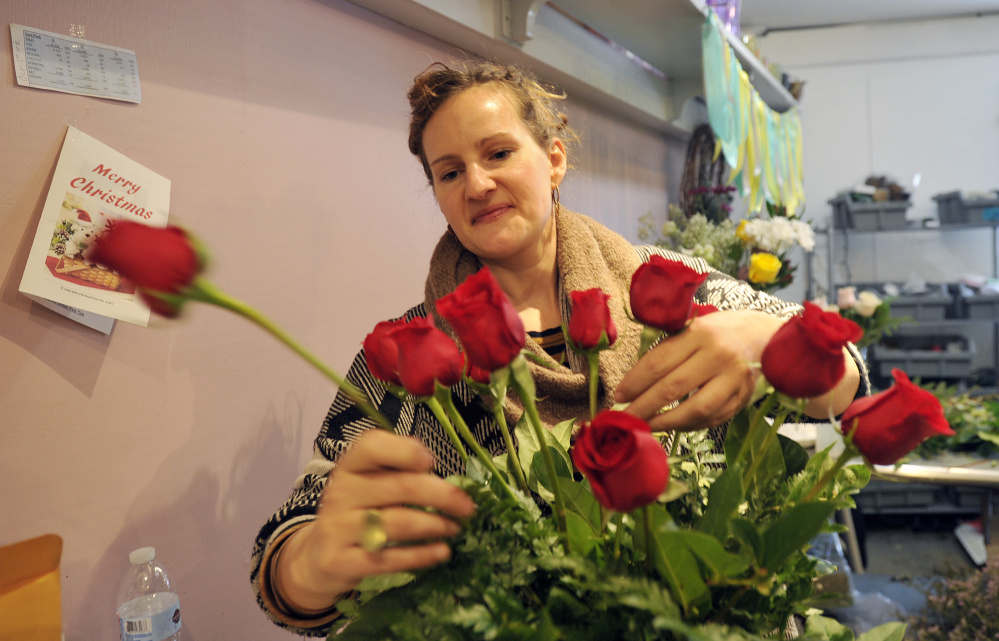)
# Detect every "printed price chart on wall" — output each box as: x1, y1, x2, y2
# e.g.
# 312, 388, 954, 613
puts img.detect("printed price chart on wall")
9, 24, 141, 103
